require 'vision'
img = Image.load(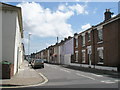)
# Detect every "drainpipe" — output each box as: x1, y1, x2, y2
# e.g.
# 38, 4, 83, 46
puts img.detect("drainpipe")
92, 27, 96, 69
